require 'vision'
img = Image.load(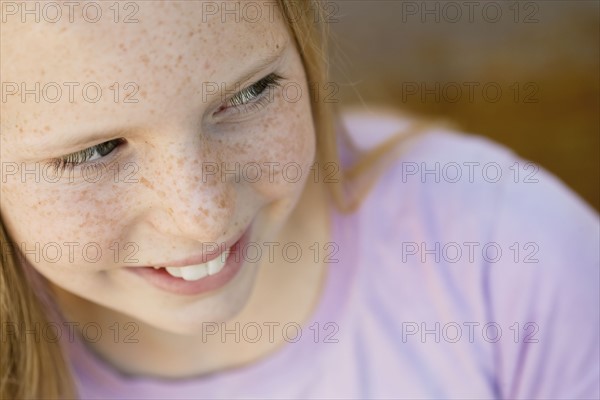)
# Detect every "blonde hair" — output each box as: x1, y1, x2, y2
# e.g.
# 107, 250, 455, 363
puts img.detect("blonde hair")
278, 0, 440, 213
0, 219, 76, 399
1, 1, 436, 398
